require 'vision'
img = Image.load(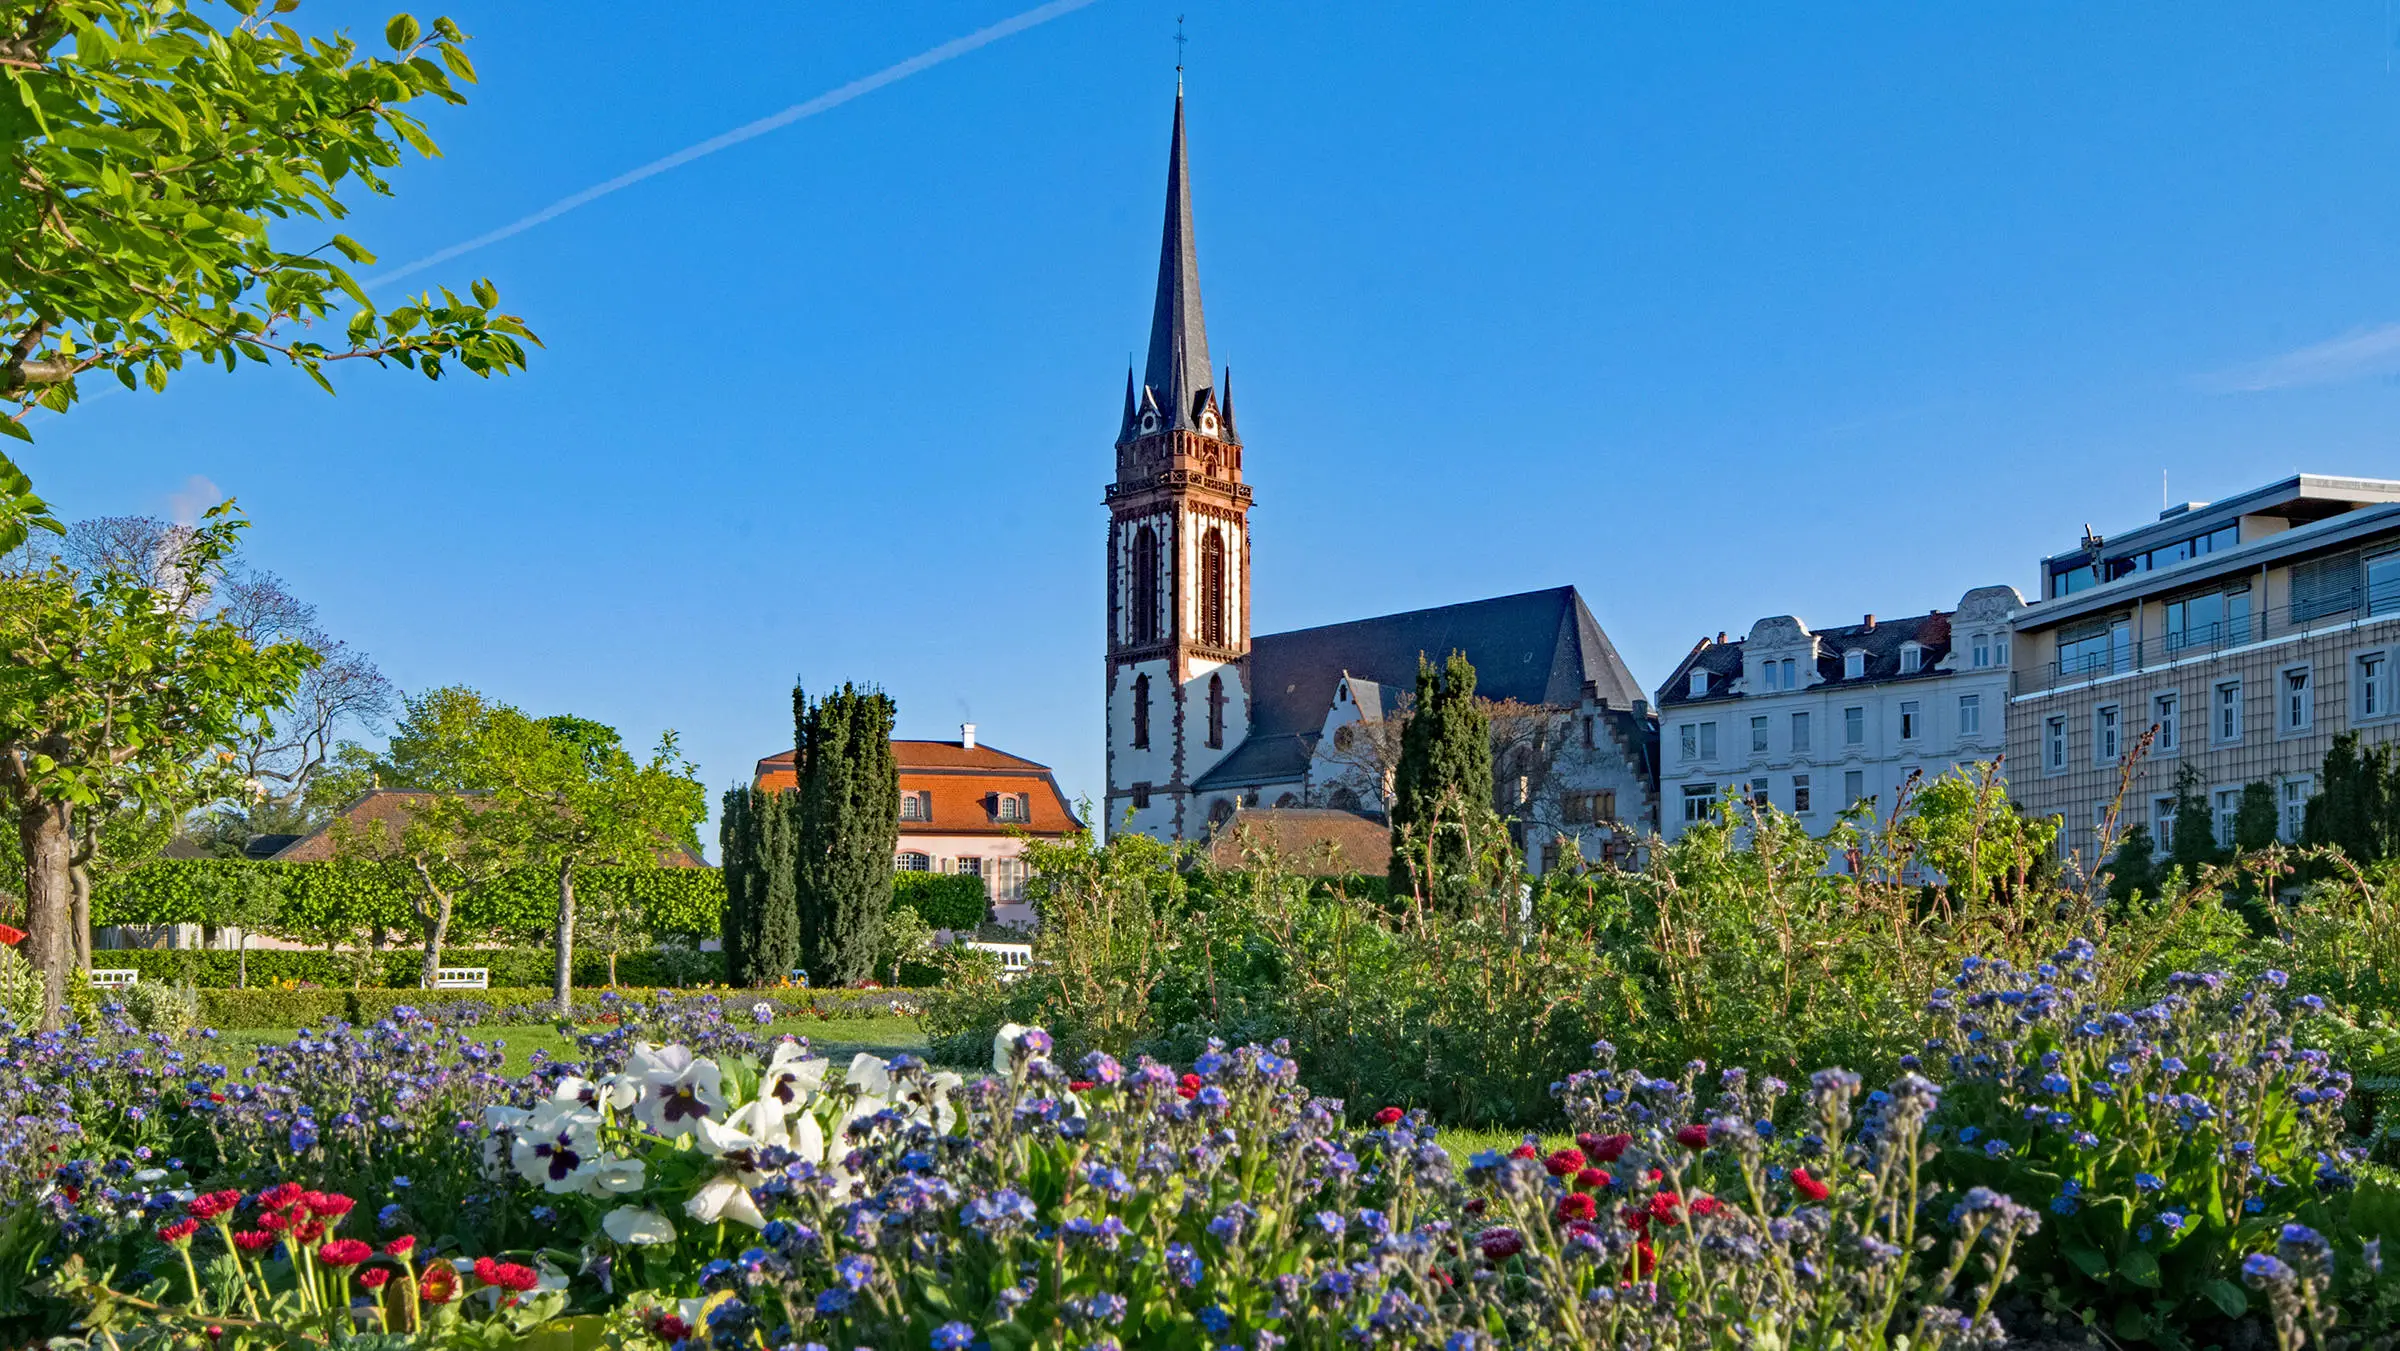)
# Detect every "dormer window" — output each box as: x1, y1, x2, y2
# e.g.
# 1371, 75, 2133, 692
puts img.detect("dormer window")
1760, 660, 1778, 691
1689, 670, 1709, 699
1139, 410, 1159, 434
995, 793, 1029, 823
1758, 656, 1797, 691
1900, 643, 1923, 675
1844, 650, 1866, 680
899, 790, 931, 822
